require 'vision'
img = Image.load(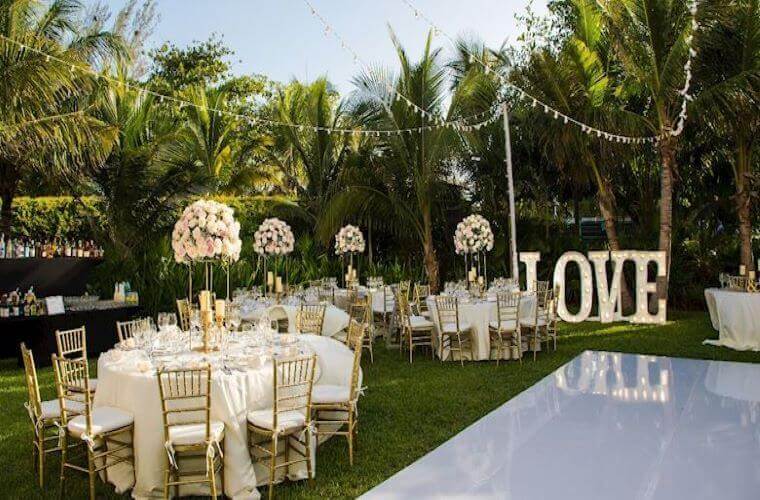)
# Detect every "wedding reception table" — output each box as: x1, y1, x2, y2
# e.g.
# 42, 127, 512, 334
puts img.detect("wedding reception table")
94, 333, 359, 499
426, 293, 537, 361
238, 301, 349, 338
704, 288, 760, 351
334, 286, 393, 314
